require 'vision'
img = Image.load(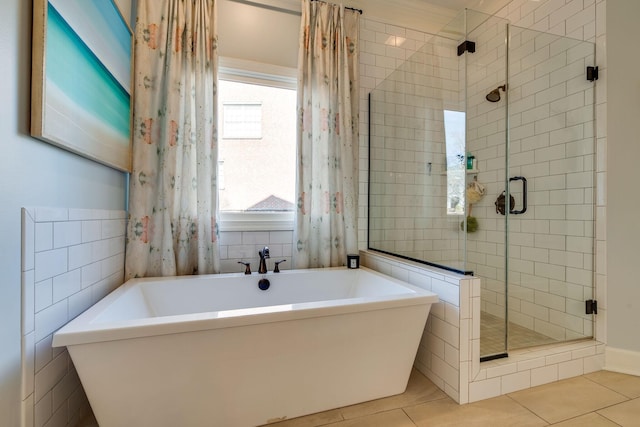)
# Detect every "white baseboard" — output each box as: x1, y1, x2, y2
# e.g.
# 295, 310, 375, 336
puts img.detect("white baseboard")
605, 347, 640, 376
